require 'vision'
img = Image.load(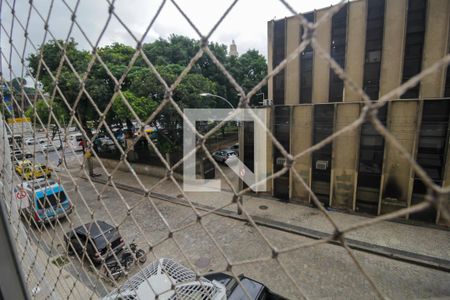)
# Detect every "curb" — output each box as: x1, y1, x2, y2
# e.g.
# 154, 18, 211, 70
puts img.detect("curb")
85, 176, 450, 273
